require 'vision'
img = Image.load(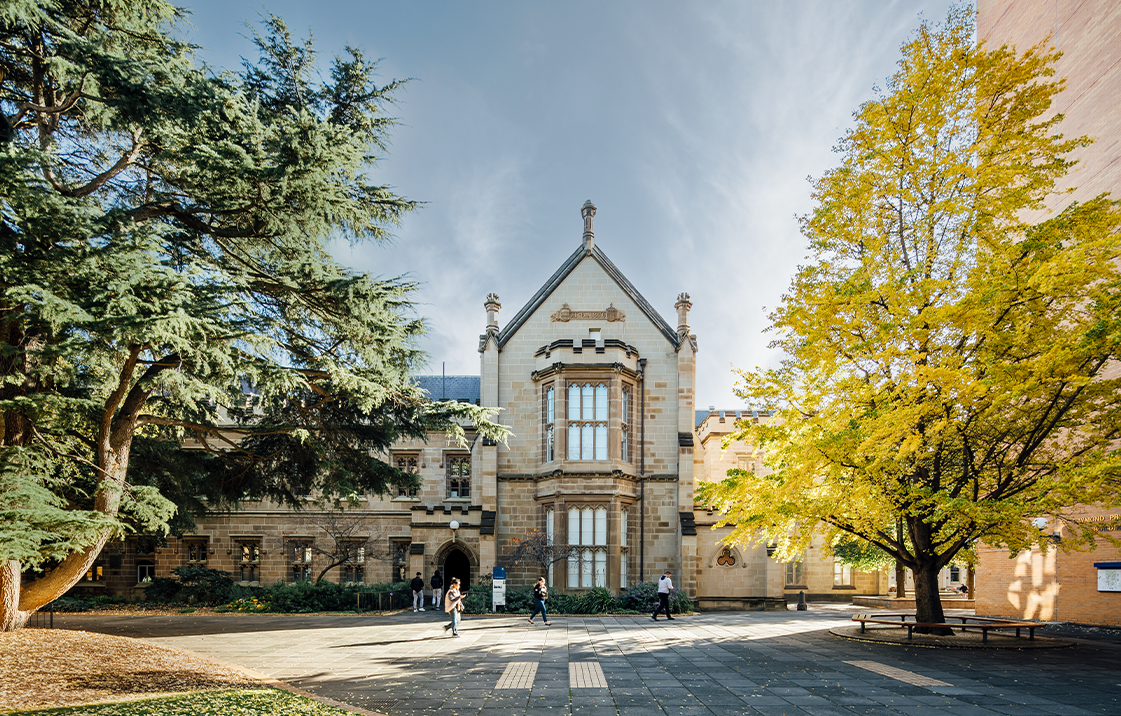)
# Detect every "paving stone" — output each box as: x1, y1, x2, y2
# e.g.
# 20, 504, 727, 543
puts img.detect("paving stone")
50, 610, 1121, 716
